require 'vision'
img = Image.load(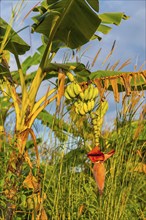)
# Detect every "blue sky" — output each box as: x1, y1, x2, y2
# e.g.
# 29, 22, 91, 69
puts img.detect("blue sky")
0, 0, 145, 128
